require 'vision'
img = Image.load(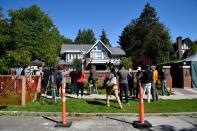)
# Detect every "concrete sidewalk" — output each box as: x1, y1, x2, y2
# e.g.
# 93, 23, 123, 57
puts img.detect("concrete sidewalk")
57, 88, 197, 100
